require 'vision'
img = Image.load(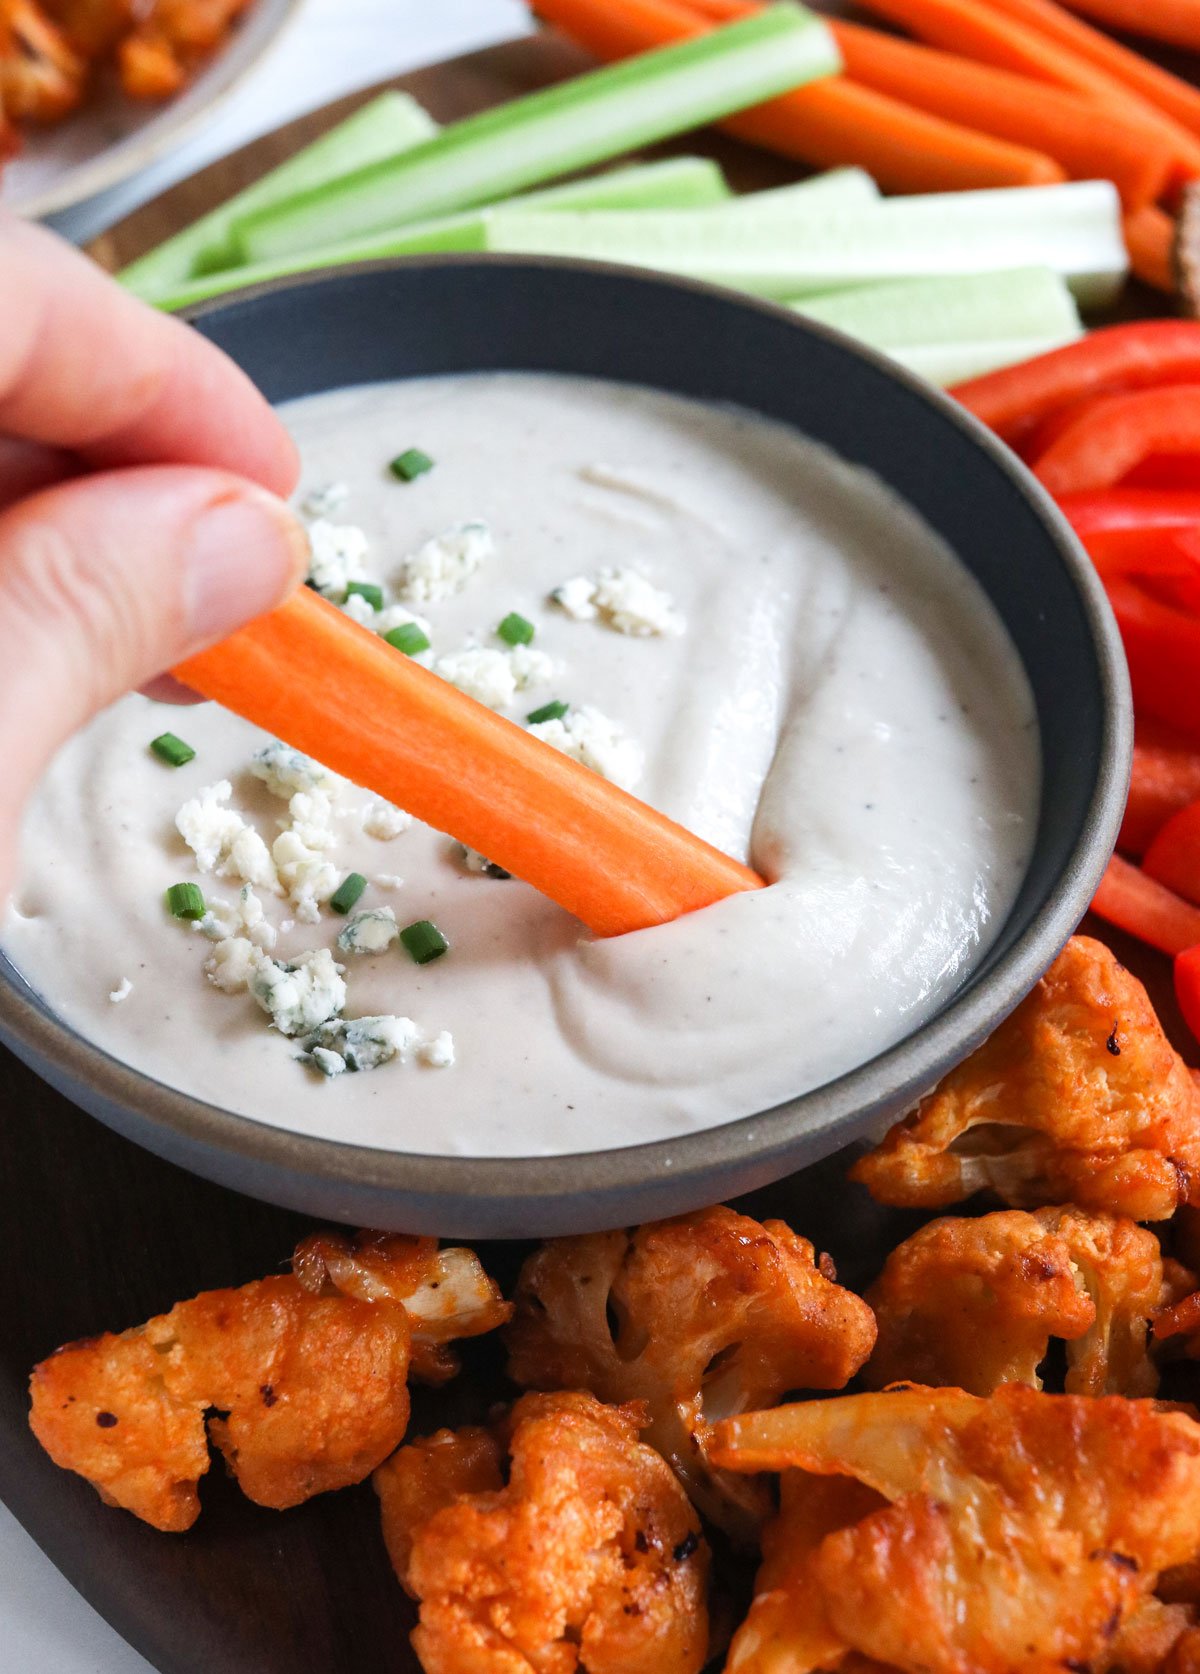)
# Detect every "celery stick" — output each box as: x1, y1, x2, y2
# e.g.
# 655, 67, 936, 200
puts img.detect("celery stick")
791, 269, 1082, 385
894, 335, 1083, 387
791, 268, 1081, 349
151, 157, 734, 313
721, 167, 879, 215
484, 180, 1127, 309
119, 94, 439, 300
231, 4, 841, 266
